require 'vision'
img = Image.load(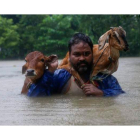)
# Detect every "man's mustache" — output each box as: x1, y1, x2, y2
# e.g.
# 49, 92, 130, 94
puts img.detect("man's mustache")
77, 60, 89, 67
